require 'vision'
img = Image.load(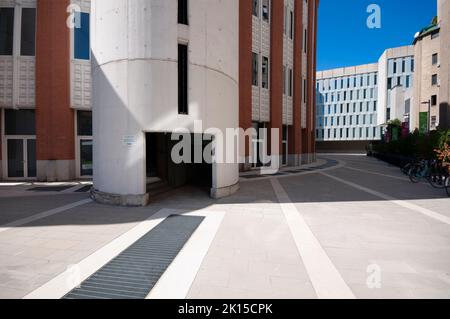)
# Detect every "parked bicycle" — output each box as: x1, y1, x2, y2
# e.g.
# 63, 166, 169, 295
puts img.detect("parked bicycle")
409, 159, 449, 189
